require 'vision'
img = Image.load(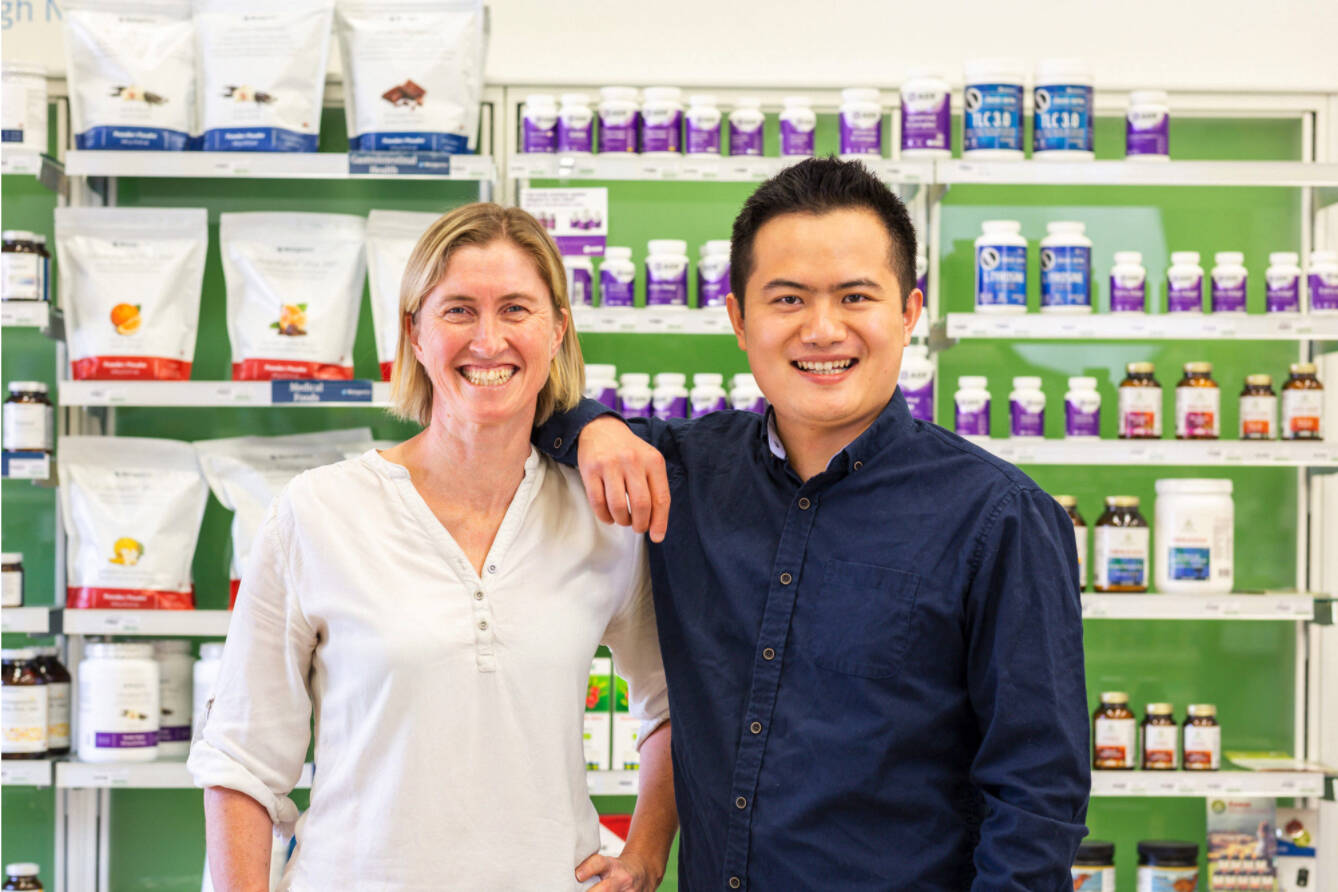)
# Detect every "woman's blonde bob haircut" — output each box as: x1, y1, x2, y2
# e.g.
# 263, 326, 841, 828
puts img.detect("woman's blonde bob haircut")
388, 203, 584, 427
